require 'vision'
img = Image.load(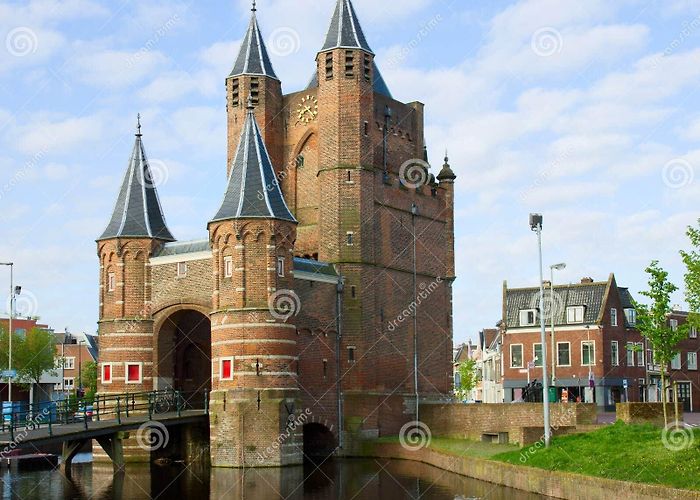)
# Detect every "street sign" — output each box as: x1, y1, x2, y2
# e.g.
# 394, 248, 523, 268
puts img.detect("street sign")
623, 379, 628, 389
1, 370, 17, 378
